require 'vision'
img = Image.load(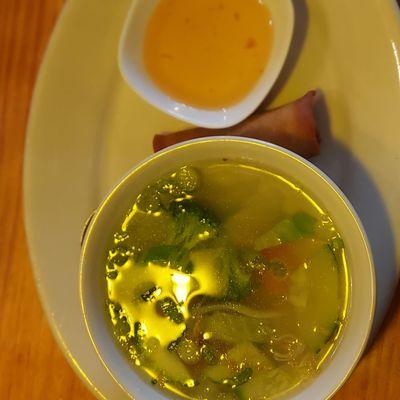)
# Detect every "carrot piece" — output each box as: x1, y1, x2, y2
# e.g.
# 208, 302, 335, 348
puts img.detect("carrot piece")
258, 269, 289, 296
261, 238, 323, 271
